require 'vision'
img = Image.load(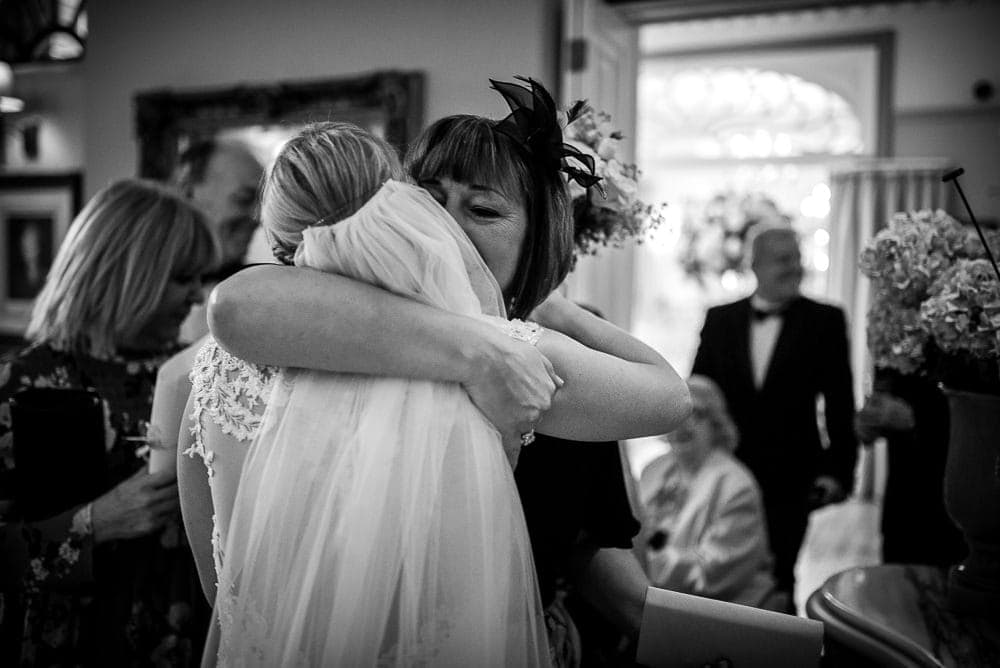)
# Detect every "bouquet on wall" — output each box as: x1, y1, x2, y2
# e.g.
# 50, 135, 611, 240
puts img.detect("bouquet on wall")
858, 209, 1000, 392
562, 106, 666, 262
